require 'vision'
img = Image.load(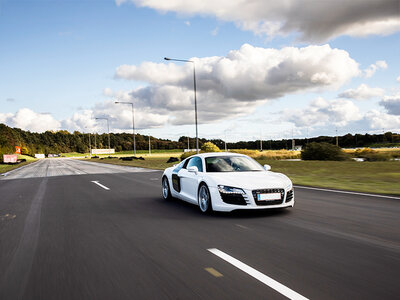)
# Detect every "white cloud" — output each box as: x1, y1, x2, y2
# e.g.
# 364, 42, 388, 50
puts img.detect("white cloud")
379, 93, 400, 115
397, 76, 400, 83
116, 0, 400, 42
211, 27, 219, 36
184, 21, 190, 26
363, 60, 388, 78
375, 60, 388, 69
338, 84, 385, 100
115, 44, 359, 125
60, 99, 170, 133
283, 97, 362, 127
0, 108, 61, 132
102, 87, 114, 96
362, 110, 400, 129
